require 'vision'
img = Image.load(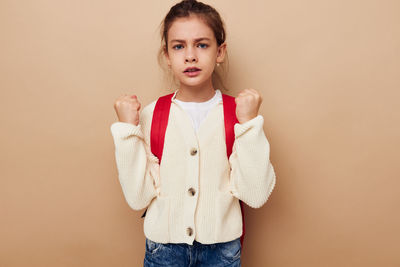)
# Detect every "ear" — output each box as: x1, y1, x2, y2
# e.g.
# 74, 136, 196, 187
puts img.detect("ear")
216, 42, 227, 64
163, 45, 171, 66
